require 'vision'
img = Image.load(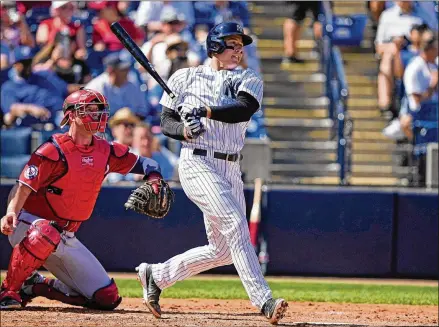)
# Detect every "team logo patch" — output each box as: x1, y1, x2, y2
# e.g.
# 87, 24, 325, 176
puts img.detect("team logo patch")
81, 156, 94, 166
24, 165, 38, 180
